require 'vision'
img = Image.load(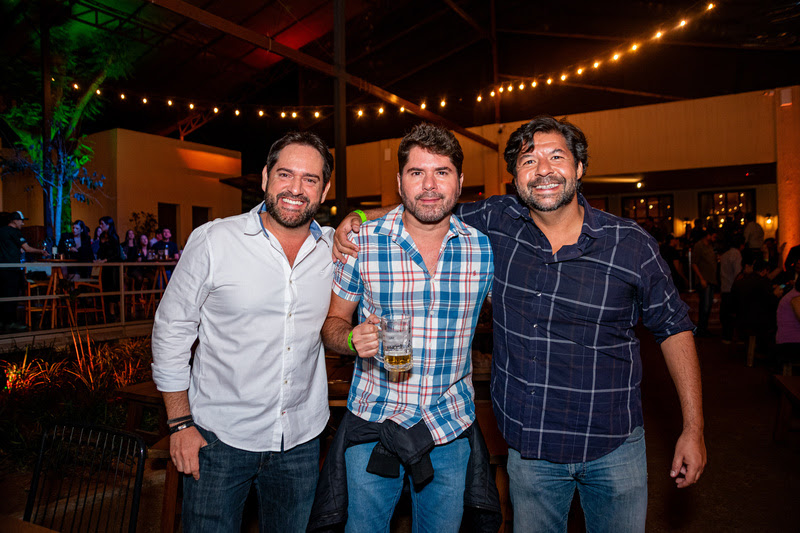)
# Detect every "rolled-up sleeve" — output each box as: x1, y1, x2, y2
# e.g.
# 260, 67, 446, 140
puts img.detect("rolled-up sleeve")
151, 226, 213, 392
638, 235, 694, 343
